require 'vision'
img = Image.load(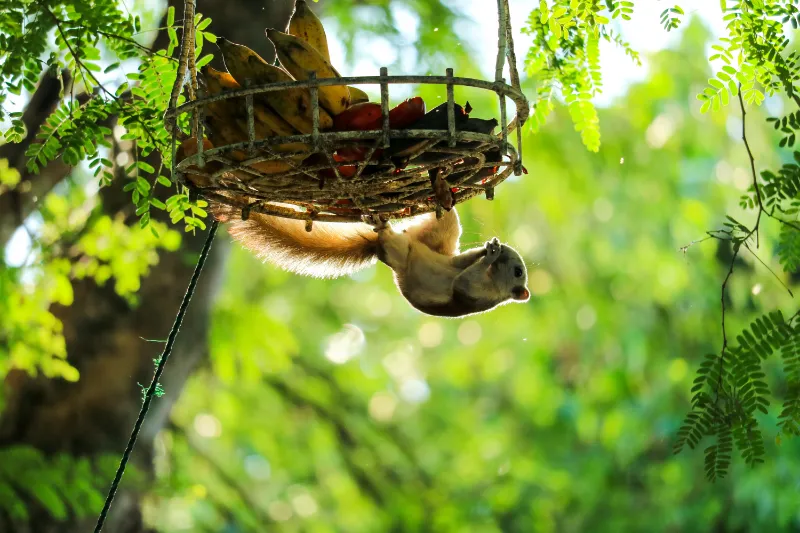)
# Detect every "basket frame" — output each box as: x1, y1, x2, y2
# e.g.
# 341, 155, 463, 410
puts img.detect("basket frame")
164, 0, 528, 224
